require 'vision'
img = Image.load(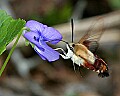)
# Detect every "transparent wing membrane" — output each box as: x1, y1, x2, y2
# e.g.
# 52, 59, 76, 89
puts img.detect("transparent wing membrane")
79, 17, 104, 53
